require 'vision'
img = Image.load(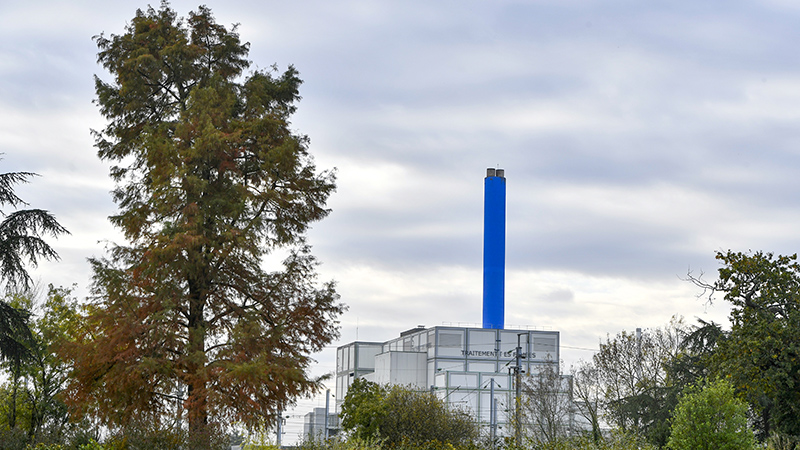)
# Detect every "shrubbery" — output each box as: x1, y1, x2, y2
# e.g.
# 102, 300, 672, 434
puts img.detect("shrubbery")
666, 379, 755, 450
340, 379, 478, 448
297, 429, 657, 450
